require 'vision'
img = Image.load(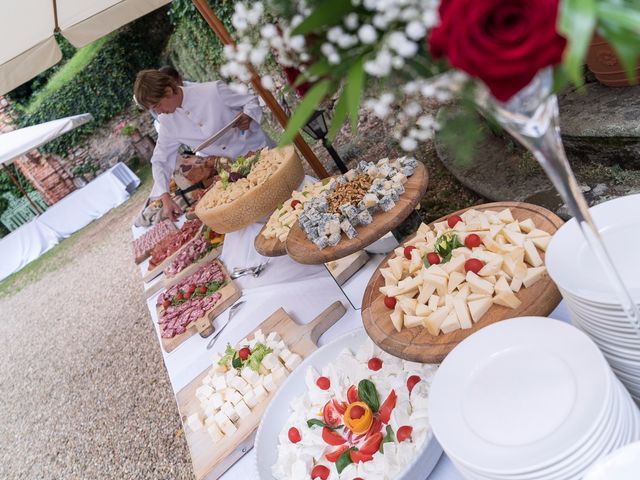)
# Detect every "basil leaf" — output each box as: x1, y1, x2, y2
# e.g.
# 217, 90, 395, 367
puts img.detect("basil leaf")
358, 379, 380, 412
434, 232, 463, 264
336, 449, 353, 474
422, 257, 430, 268
306, 419, 343, 430
231, 354, 242, 369
380, 425, 395, 453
